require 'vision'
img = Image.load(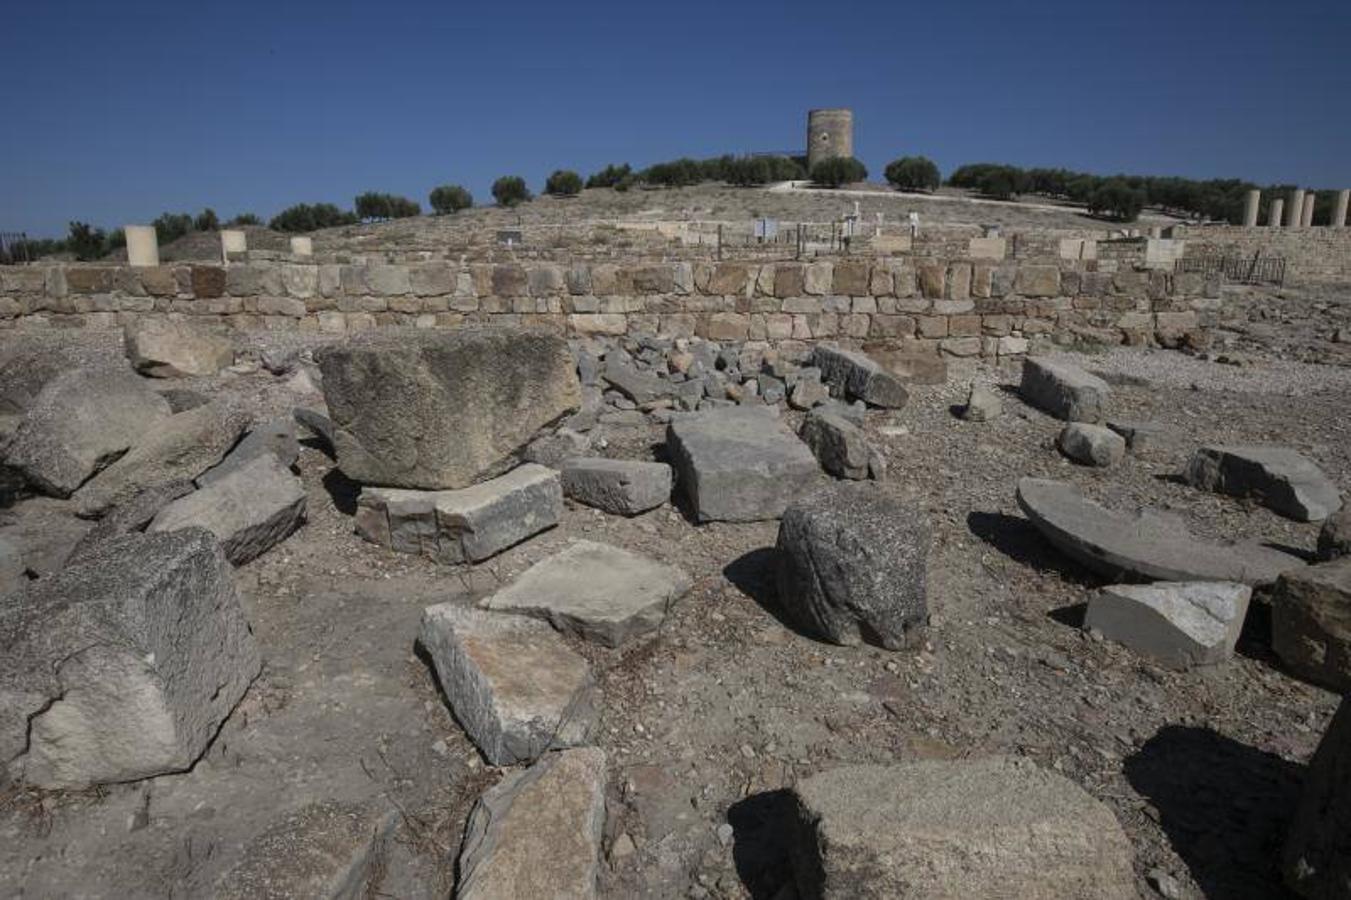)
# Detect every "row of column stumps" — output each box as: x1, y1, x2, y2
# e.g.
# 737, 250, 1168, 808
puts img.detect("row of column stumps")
1248, 188, 1350, 228
120, 227, 313, 268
